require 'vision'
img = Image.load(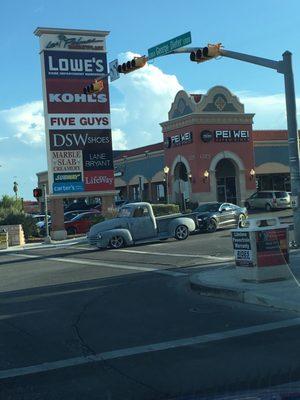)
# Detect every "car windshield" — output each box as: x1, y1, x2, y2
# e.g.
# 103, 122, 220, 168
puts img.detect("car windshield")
195, 203, 222, 212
